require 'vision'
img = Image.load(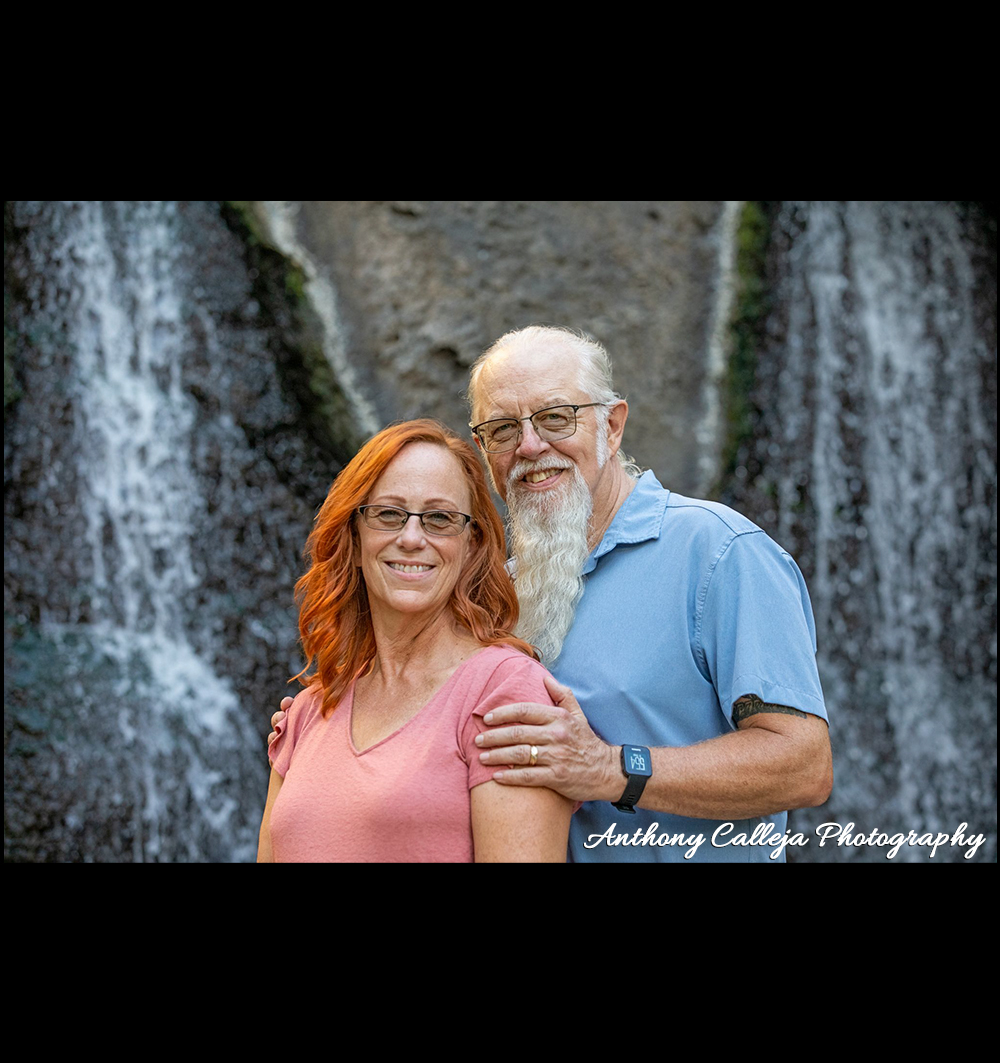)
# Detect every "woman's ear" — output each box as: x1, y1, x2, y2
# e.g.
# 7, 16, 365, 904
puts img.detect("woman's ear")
351, 519, 362, 568
463, 520, 486, 574
469, 518, 485, 555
